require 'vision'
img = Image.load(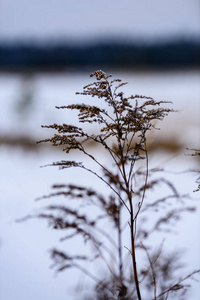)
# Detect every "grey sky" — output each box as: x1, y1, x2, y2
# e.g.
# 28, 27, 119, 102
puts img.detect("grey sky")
0, 0, 199, 42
